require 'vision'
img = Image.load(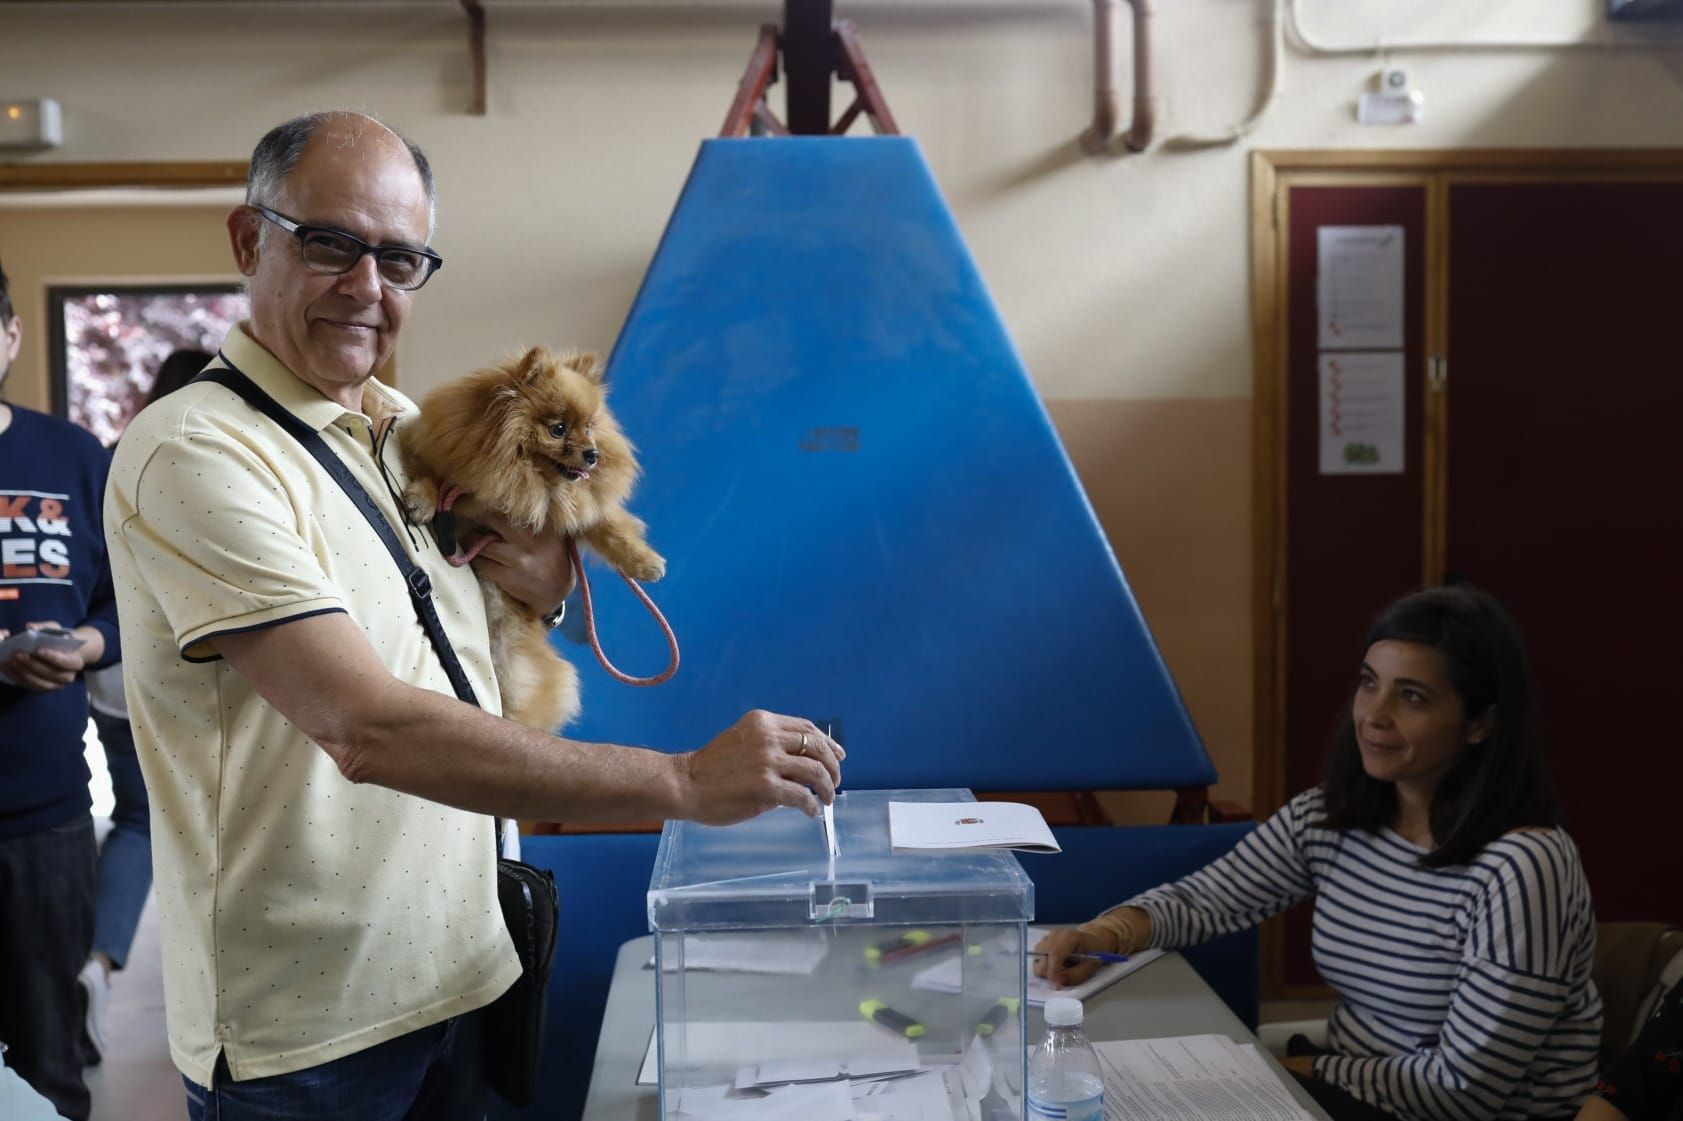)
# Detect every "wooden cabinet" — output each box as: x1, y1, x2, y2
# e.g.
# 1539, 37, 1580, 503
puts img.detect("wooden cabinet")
1253, 153, 1683, 992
